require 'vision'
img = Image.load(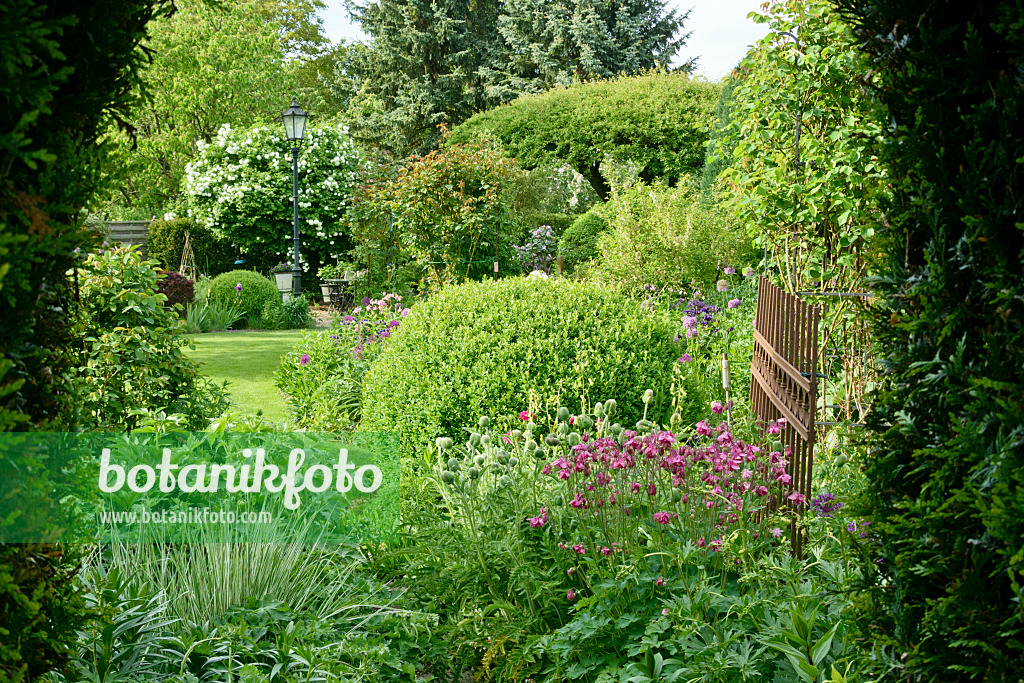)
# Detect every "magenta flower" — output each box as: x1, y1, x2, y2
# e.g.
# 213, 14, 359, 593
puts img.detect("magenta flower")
401, 307, 411, 317
653, 511, 671, 525
572, 543, 586, 554
728, 299, 741, 309
647, 483, 657, 496
788, 491, 807, 506
697, 537, 706, 548
567, 589, 576, 601
519, 410, 534, 422
662, 608, 670, 616
567, 567, 574, 576
678, 353, 692, 364
299, 354, 311, 366
600, 546, 612, 556
656, 577, 665, 587
711, 401, 725, 415
770, 527, 783, 538
716, 279, 729, 292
